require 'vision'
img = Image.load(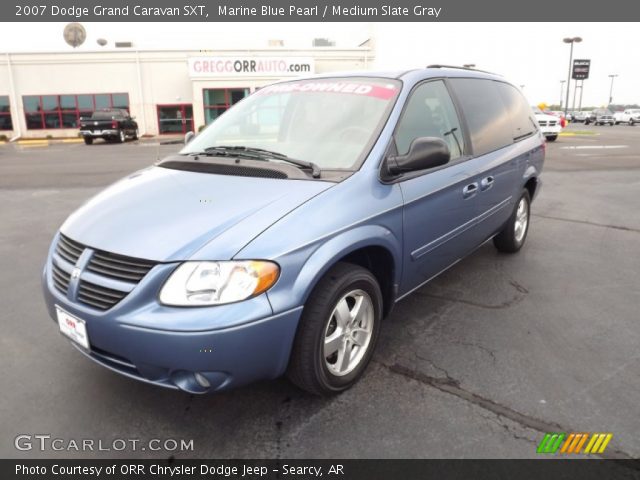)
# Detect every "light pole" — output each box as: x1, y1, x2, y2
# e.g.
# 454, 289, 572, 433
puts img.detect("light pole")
608, 74, 618, 106
563, 37, 582, 116
559, 80, 566, 110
